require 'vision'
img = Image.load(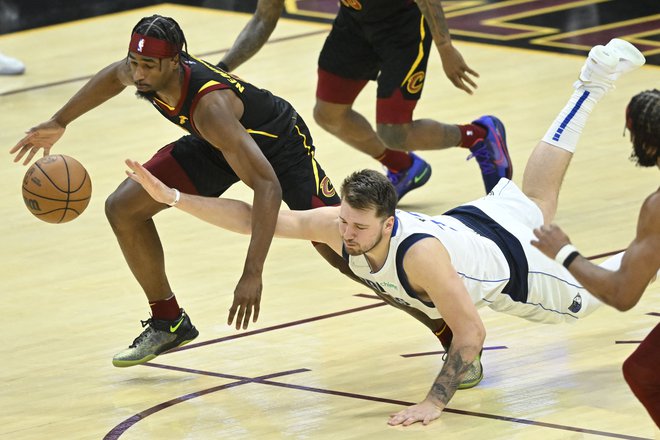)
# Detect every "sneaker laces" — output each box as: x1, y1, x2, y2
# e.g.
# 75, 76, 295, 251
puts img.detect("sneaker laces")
128, 318, 154, 348
466, 144, 496, 174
